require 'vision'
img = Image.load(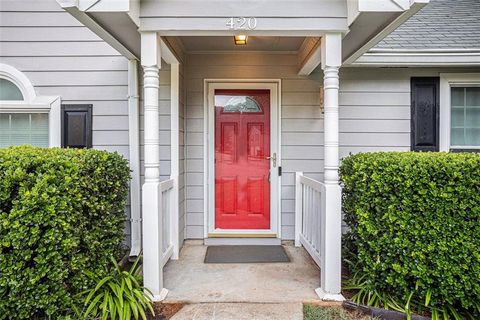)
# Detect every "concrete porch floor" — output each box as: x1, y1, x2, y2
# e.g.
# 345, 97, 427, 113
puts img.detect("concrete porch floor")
163, 240, 320, 303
